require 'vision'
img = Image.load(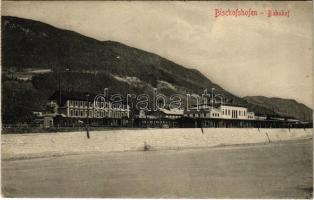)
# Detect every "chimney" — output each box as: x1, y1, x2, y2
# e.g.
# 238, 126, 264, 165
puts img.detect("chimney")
104, 88, 108, 98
